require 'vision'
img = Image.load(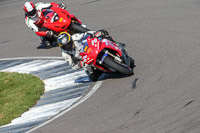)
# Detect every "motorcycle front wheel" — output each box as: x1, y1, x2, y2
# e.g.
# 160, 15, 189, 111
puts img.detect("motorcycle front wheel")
103, 56, 133, 76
